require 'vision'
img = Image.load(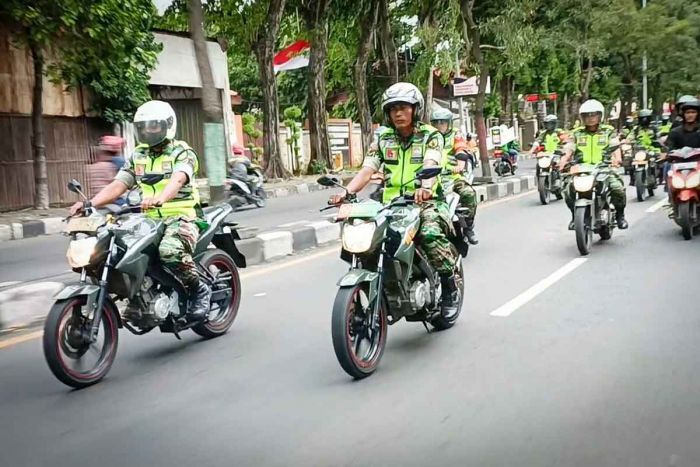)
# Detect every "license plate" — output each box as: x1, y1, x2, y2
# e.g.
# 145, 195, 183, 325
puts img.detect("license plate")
67, 217, 101, 232
673, 162, 697, 170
